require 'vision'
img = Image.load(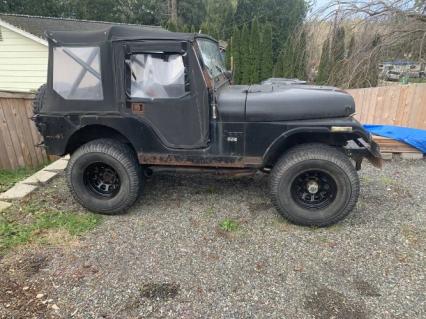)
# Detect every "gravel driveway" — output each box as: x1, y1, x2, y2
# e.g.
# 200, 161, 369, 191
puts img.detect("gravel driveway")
1, 159, 425, 318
